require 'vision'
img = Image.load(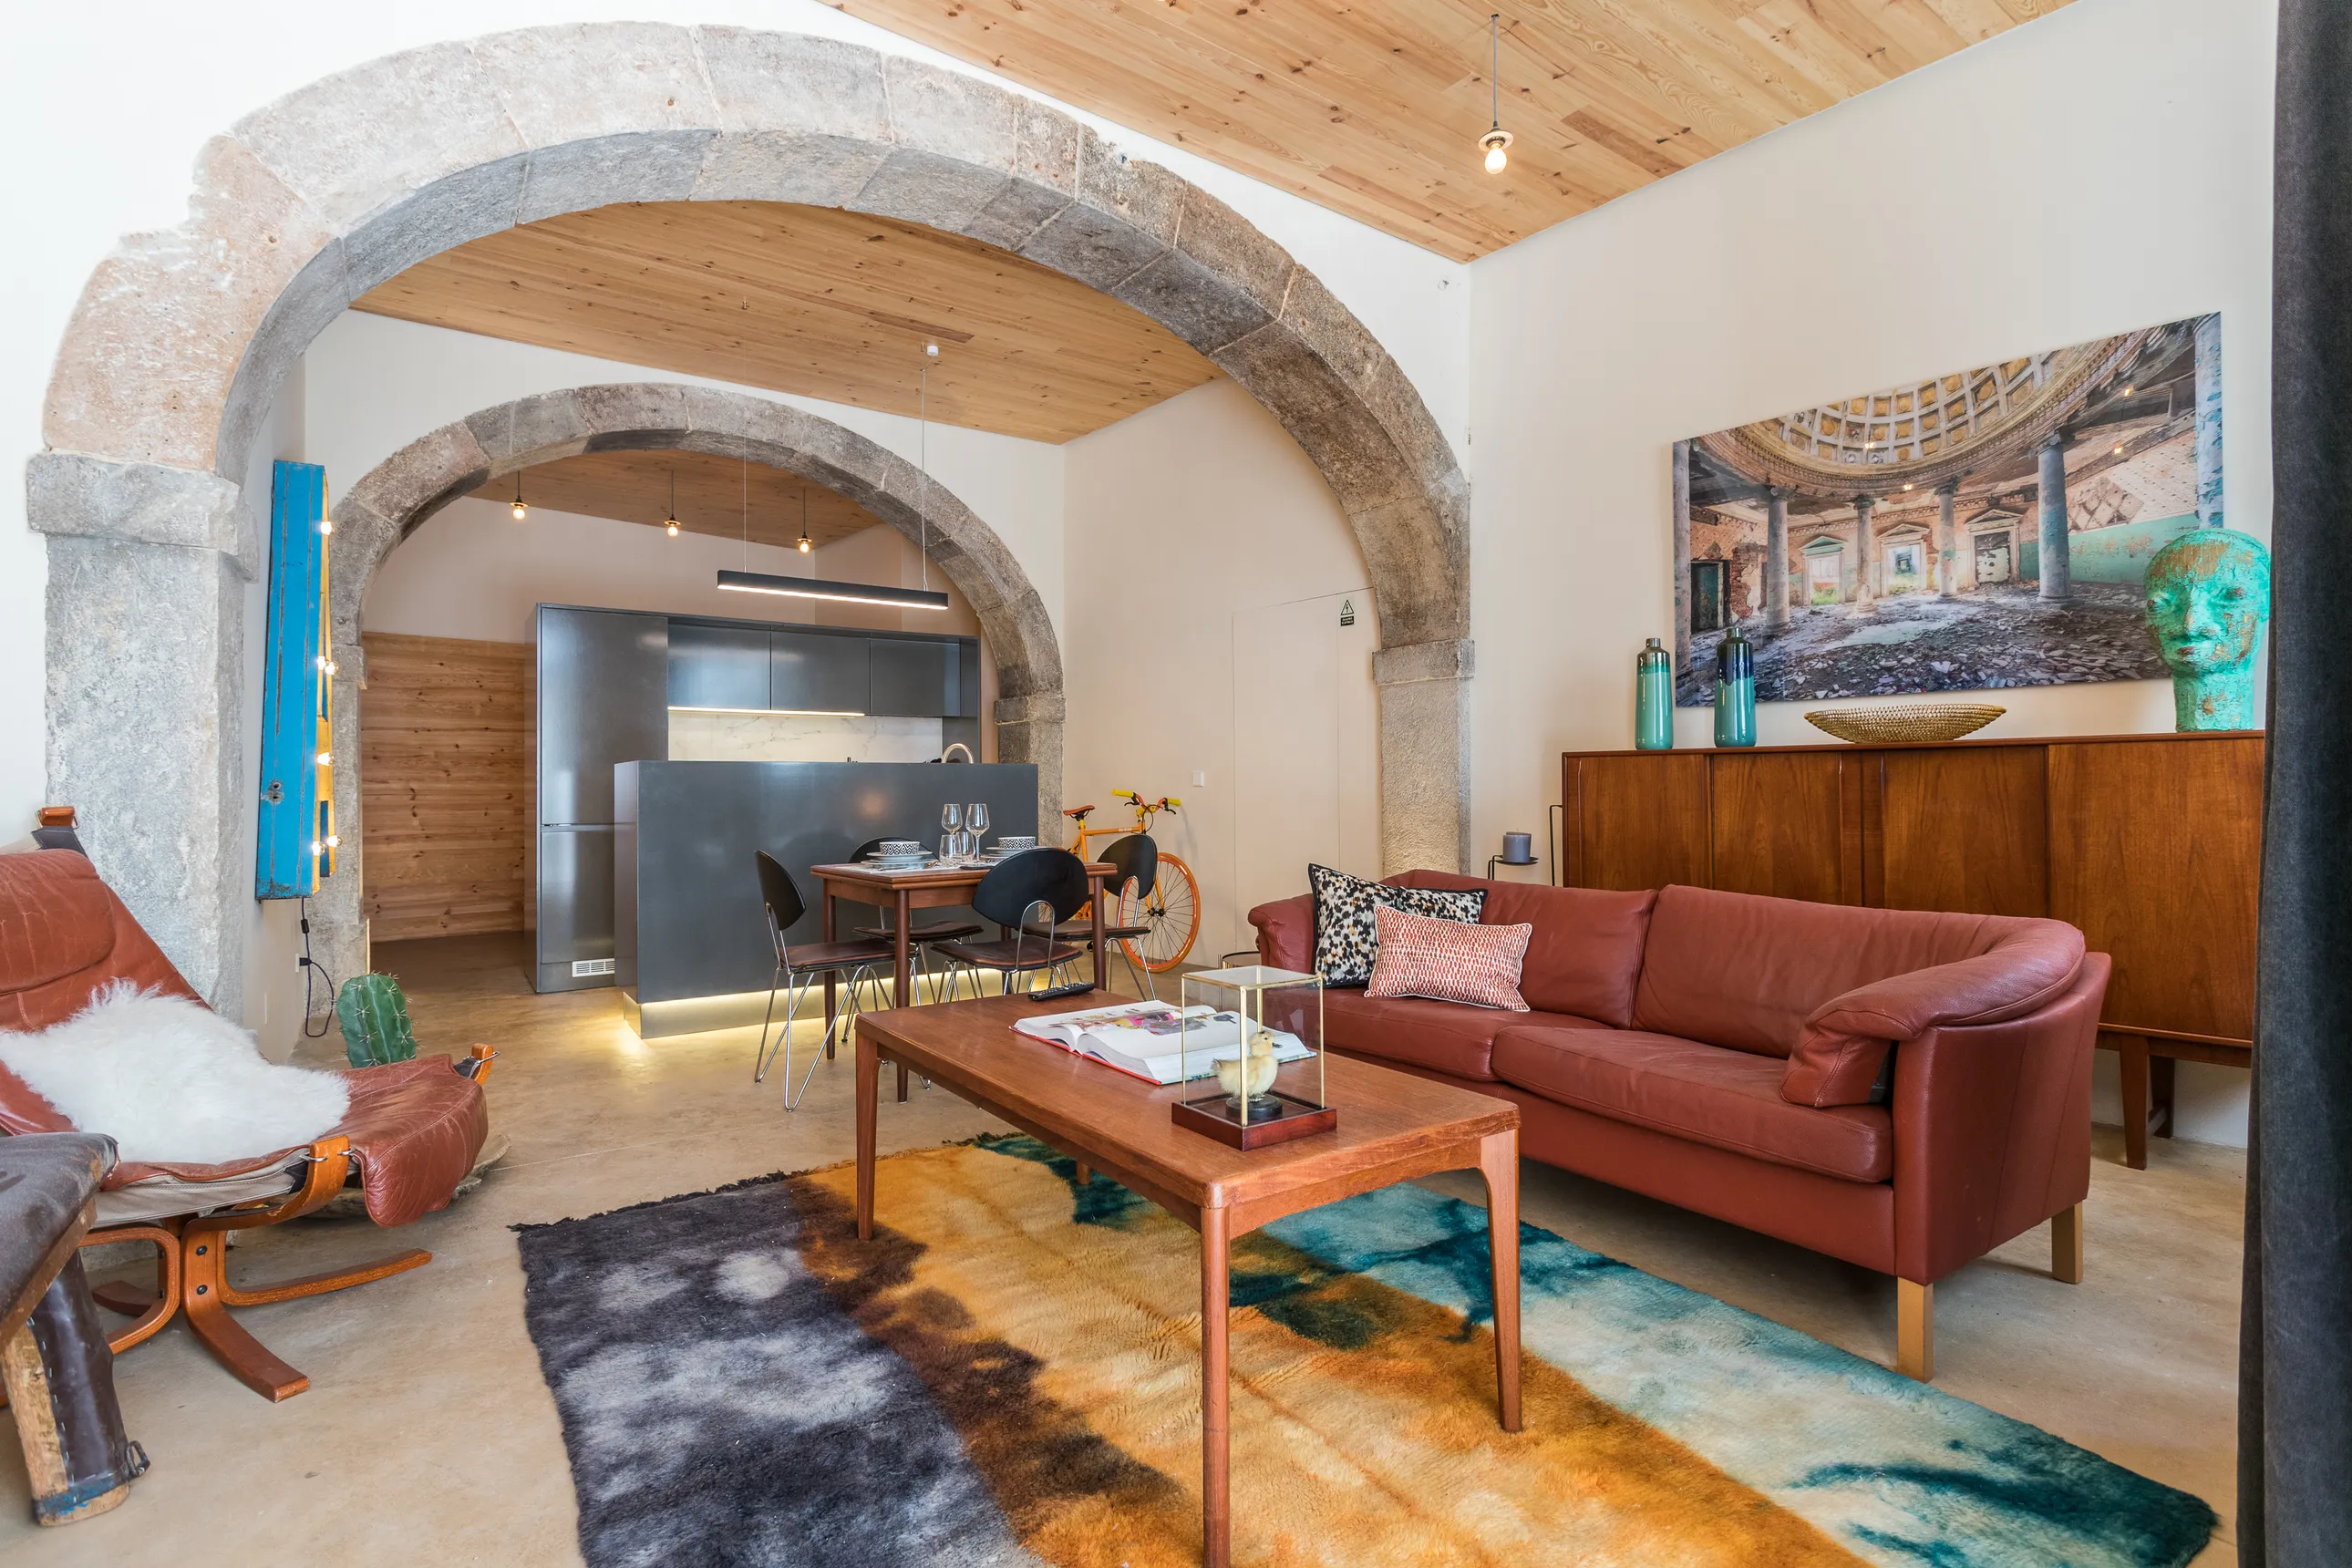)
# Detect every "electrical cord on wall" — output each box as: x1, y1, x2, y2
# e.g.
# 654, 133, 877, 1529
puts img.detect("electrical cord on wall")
297, 895, 336, 1037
